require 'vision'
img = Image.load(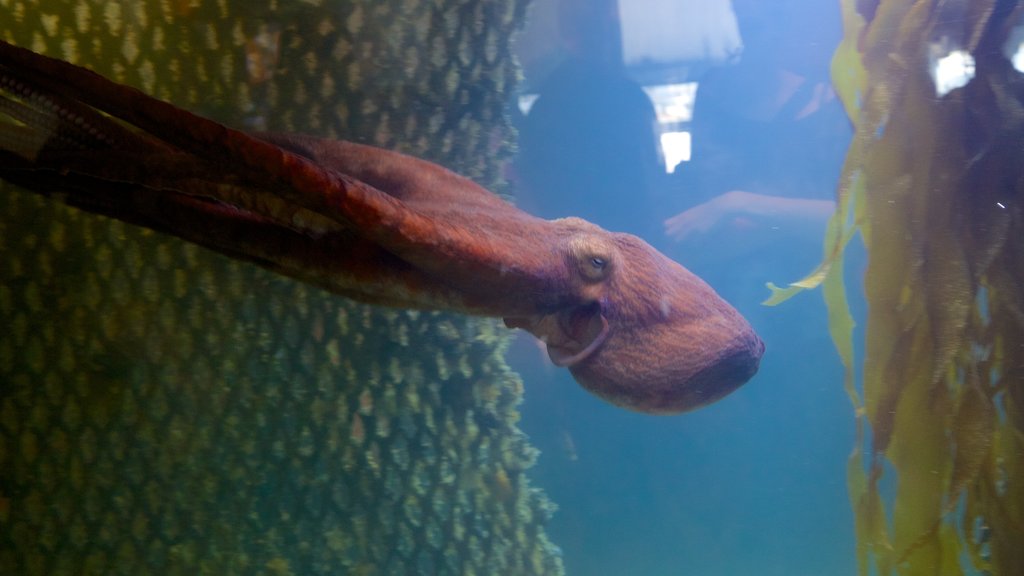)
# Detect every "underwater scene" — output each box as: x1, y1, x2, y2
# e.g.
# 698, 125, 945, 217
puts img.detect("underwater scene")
0, 0, 1022, 575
